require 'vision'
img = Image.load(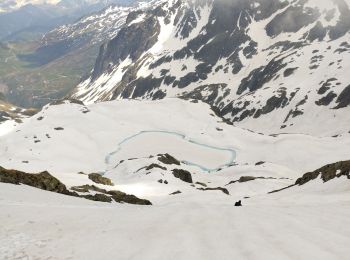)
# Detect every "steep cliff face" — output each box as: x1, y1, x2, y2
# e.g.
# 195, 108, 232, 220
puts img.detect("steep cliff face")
72, 0, 350, 135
